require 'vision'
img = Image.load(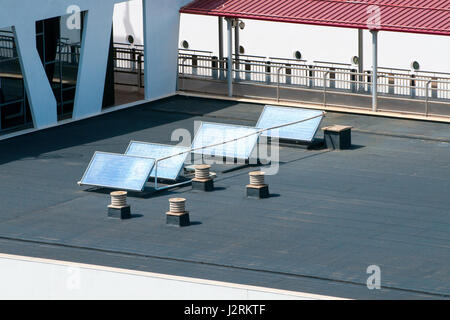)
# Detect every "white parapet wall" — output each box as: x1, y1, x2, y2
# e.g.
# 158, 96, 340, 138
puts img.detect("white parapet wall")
0, 253, 344, 300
